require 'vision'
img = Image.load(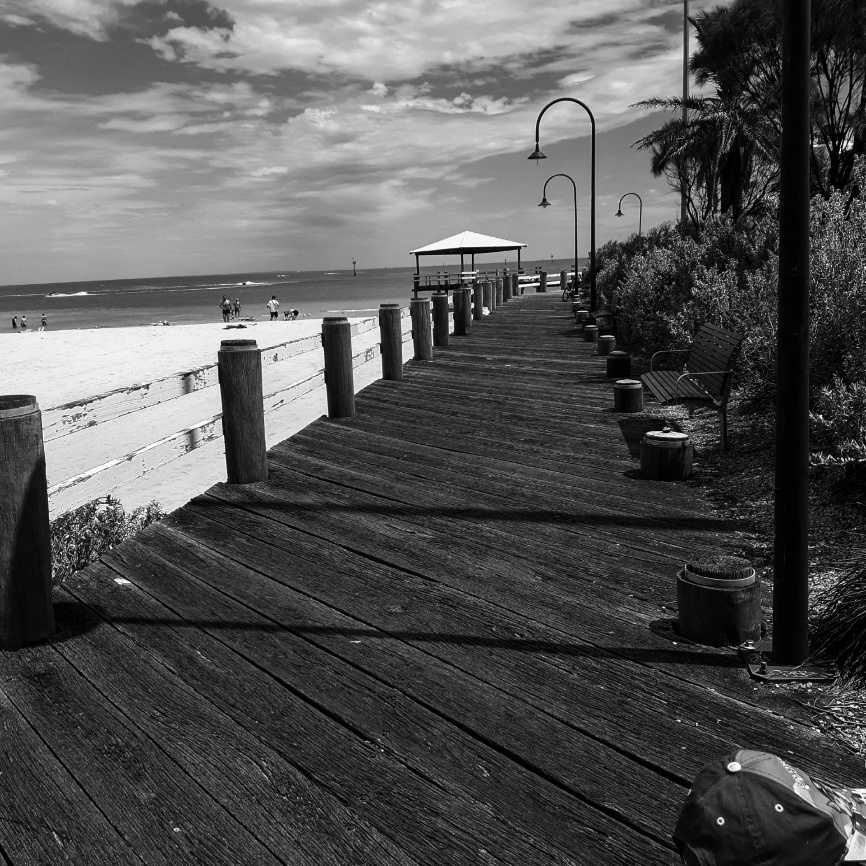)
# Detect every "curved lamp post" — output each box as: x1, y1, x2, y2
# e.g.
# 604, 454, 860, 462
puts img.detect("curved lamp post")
615, 192, 643, 238
528, 97, 597, 311
538, 173, 579, 279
